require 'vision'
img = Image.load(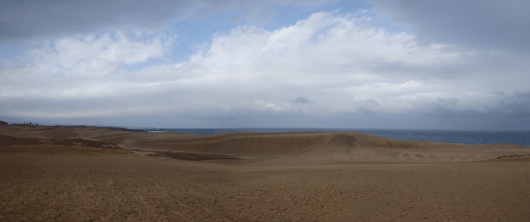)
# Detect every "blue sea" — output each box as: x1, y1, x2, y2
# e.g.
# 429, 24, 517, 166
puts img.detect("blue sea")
144, 128, 530, 146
